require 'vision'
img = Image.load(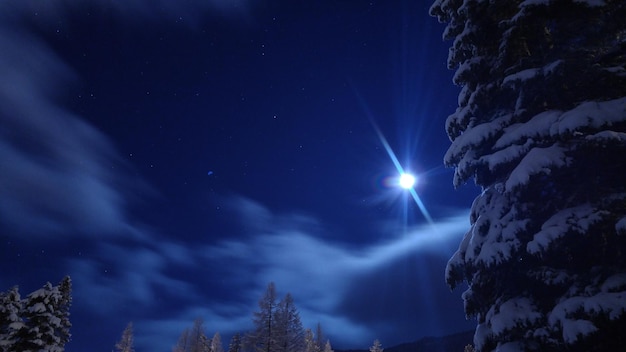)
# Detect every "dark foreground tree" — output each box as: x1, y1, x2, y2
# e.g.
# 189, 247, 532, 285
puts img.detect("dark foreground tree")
430, 0, 626, 350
